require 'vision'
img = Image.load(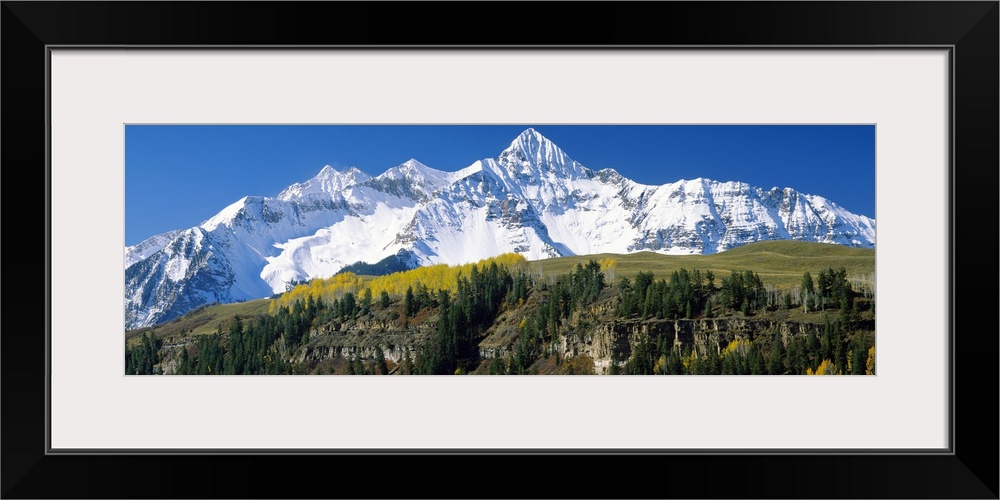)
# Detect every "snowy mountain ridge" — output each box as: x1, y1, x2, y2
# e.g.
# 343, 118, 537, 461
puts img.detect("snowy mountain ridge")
125, 128, 875, 329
